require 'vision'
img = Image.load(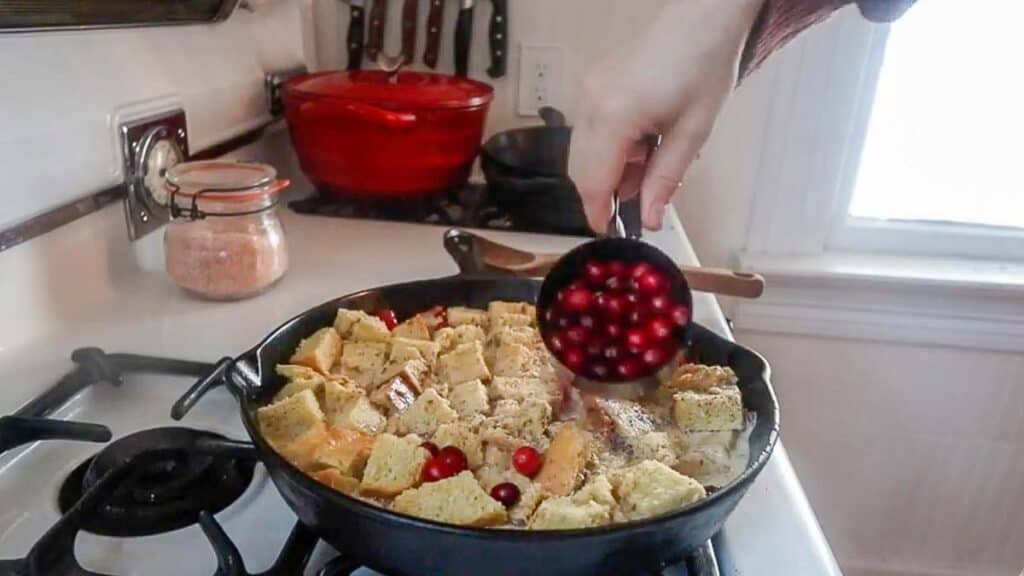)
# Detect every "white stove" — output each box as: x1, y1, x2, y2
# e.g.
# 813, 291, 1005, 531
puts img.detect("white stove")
0, 193, 841, 575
